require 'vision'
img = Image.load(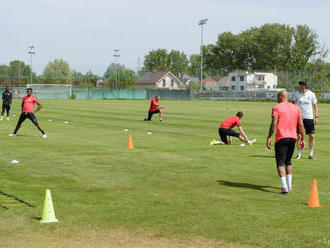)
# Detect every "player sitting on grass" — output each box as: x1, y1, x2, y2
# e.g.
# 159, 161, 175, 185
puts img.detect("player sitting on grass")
210, 111, 255, 145
9, 88, 47, 138
144, 96, 165, 122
